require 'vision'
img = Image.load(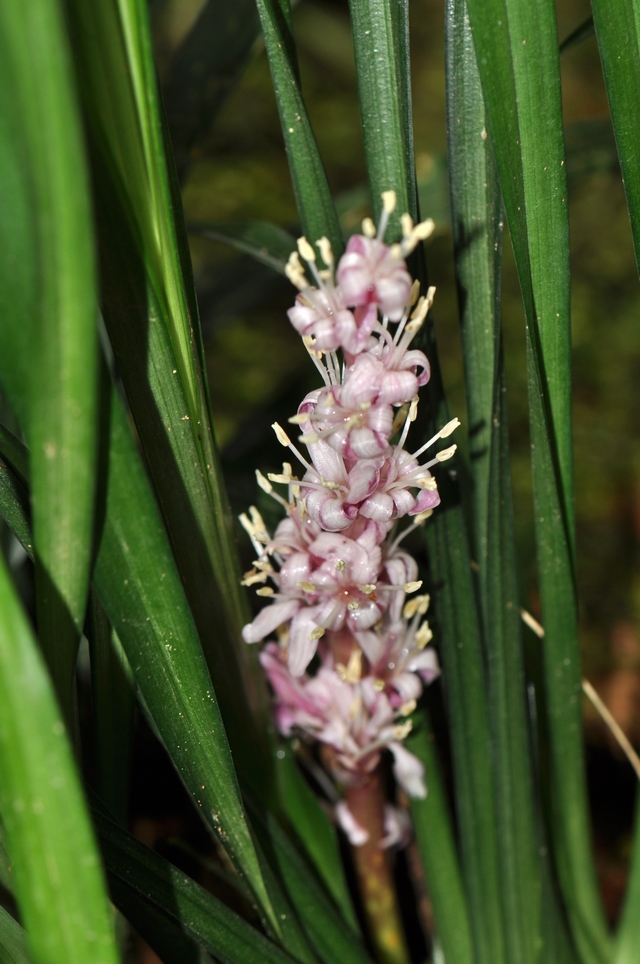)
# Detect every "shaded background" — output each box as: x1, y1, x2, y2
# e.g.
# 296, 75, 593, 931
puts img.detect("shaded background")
127, 0, 640, 955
